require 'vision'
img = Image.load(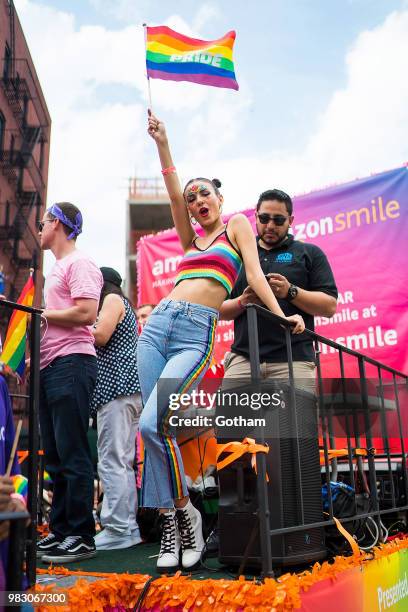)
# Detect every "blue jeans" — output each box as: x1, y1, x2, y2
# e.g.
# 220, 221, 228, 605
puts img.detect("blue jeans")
137, 299, 218, 508
39, 354, 97, 539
